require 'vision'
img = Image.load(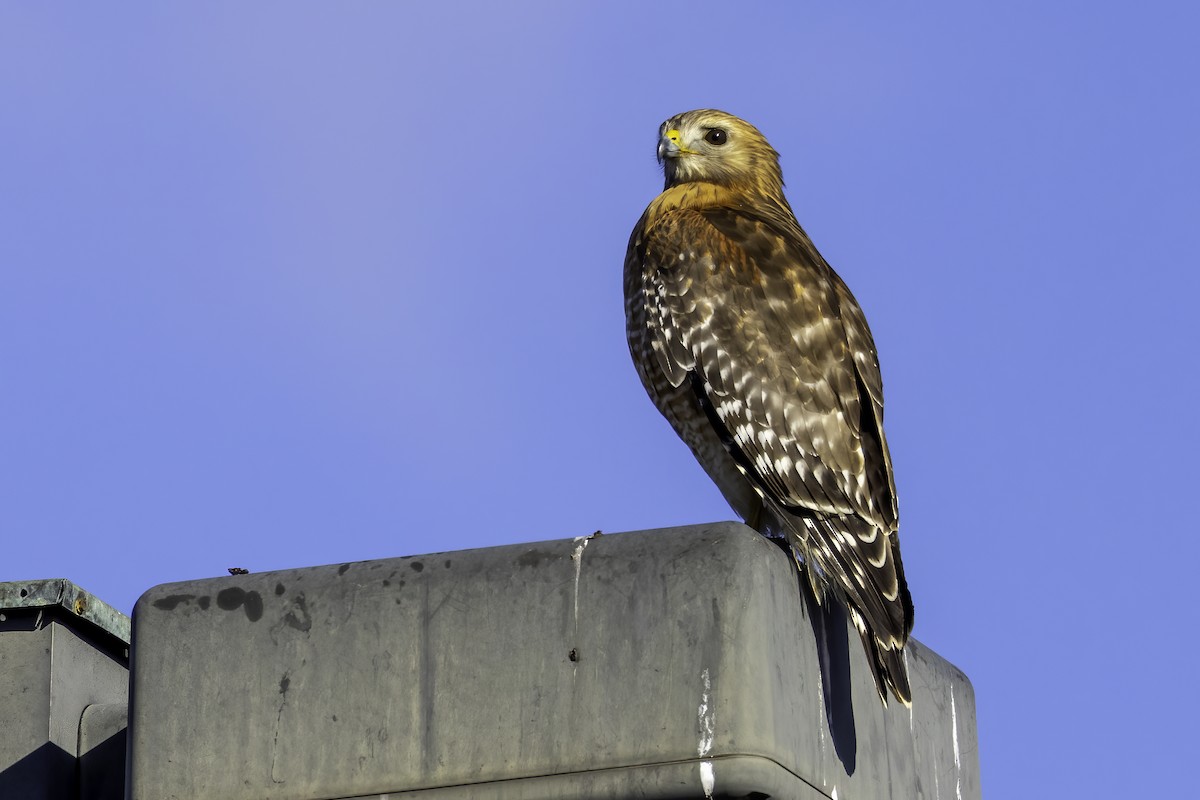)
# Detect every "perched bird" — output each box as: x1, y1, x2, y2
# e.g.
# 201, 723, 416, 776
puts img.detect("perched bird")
624, 110, 914, 706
